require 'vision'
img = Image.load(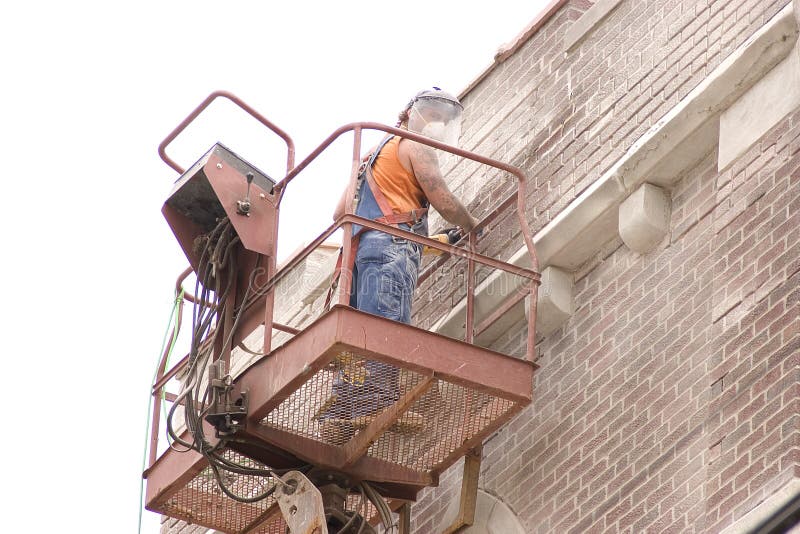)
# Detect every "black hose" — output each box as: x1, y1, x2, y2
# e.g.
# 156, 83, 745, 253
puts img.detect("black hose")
163, 217, 295, 506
